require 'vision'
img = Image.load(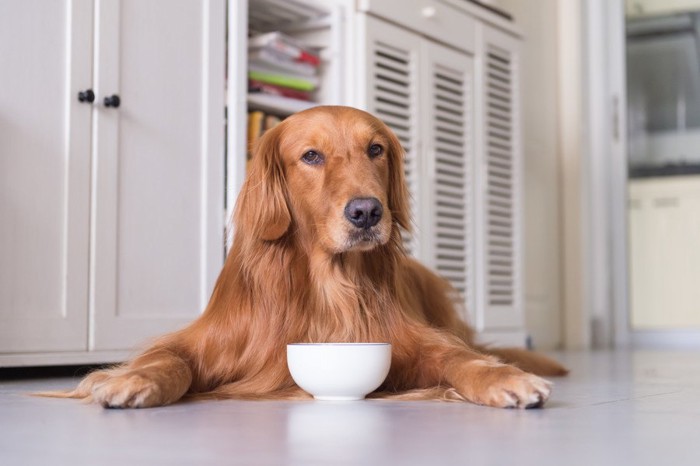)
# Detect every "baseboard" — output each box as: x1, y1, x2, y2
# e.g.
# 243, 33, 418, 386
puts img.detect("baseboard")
631, 330, 700, 349
0, 350, 132, 368
476, 330, 527, 348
